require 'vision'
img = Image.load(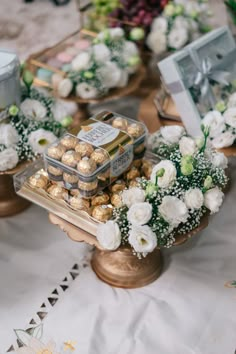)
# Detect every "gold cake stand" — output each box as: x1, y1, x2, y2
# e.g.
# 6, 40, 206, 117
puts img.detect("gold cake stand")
0, 161, 31, 217
49, 213, 208, 289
